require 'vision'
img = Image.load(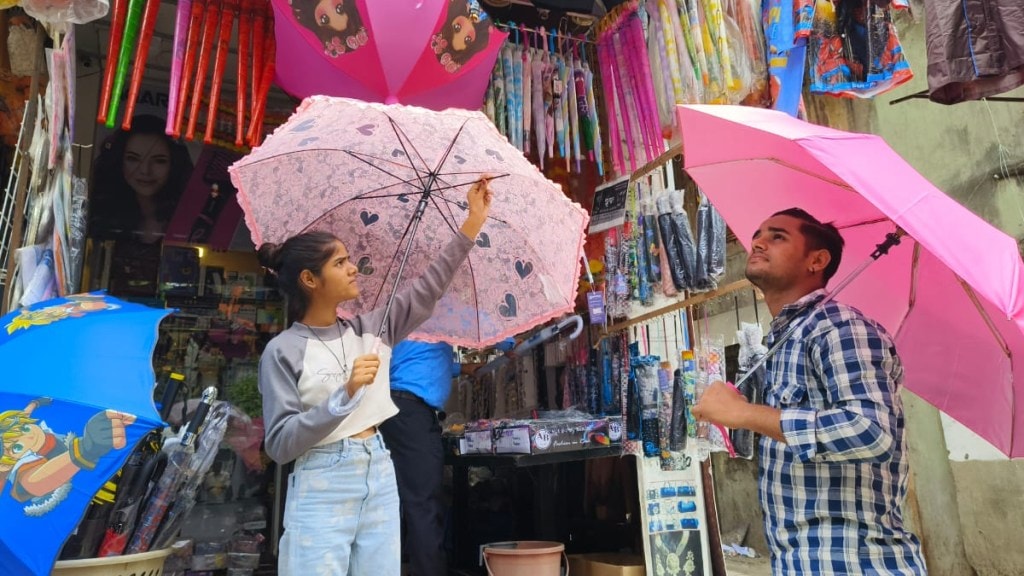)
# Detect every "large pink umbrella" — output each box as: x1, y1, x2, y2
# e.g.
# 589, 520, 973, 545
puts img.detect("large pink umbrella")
677, 104, 1024, 458
272, 0, 507, 110
229, 96, 588, 348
